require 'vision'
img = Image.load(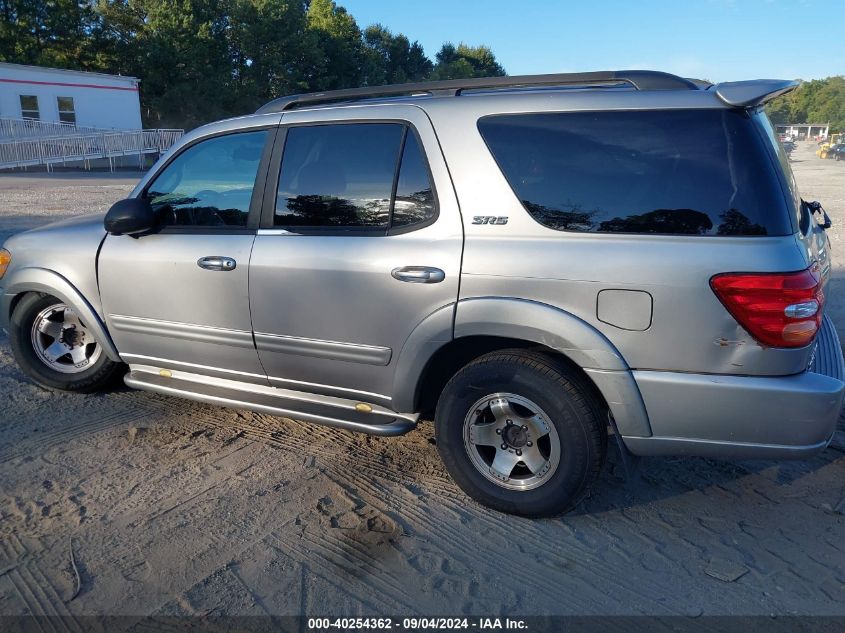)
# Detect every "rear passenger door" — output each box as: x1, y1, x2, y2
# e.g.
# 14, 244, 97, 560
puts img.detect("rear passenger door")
249, 107, 462, 408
